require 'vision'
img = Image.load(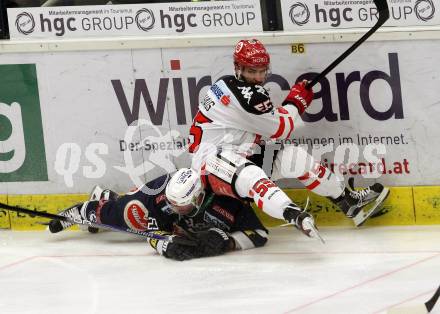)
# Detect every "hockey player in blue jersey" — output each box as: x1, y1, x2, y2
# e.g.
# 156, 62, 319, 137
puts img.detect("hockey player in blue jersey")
49, 168, 268, 261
